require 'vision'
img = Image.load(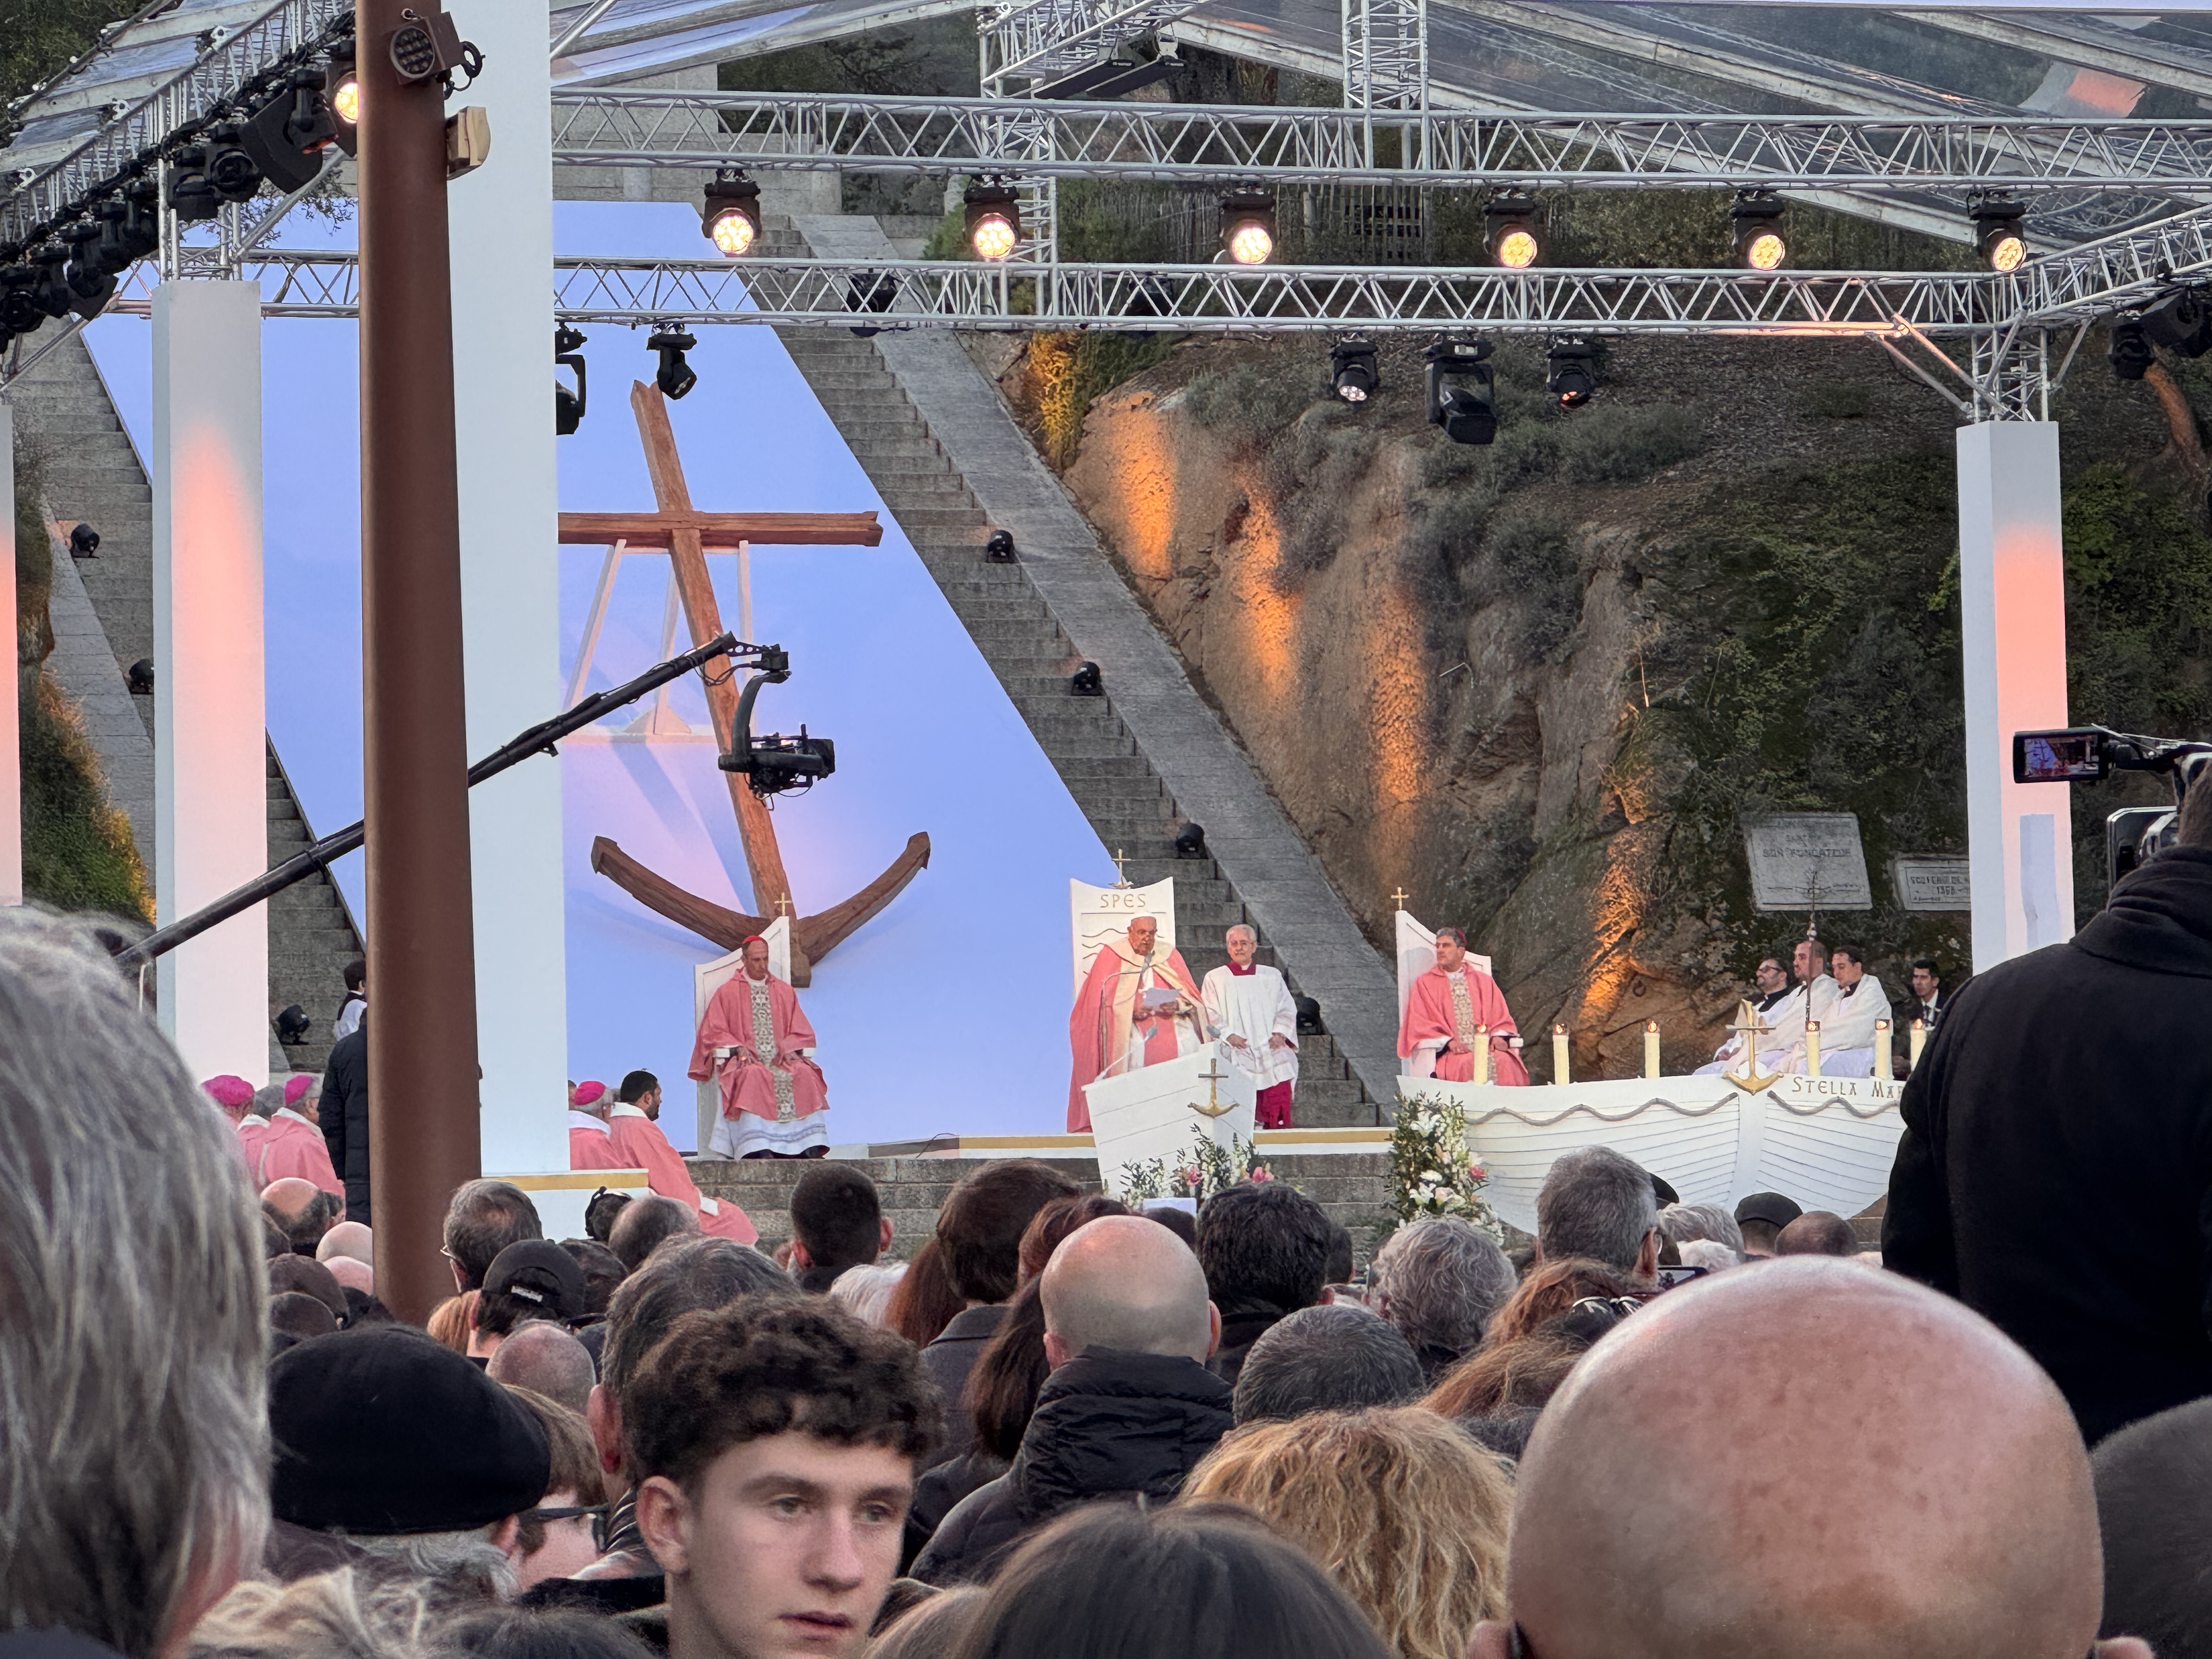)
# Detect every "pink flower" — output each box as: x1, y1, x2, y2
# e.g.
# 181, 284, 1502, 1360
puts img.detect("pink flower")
1466, 1163, 1487, 1182
1249, 1165, 1273, 1183
1181, 1166, 1202, 1187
